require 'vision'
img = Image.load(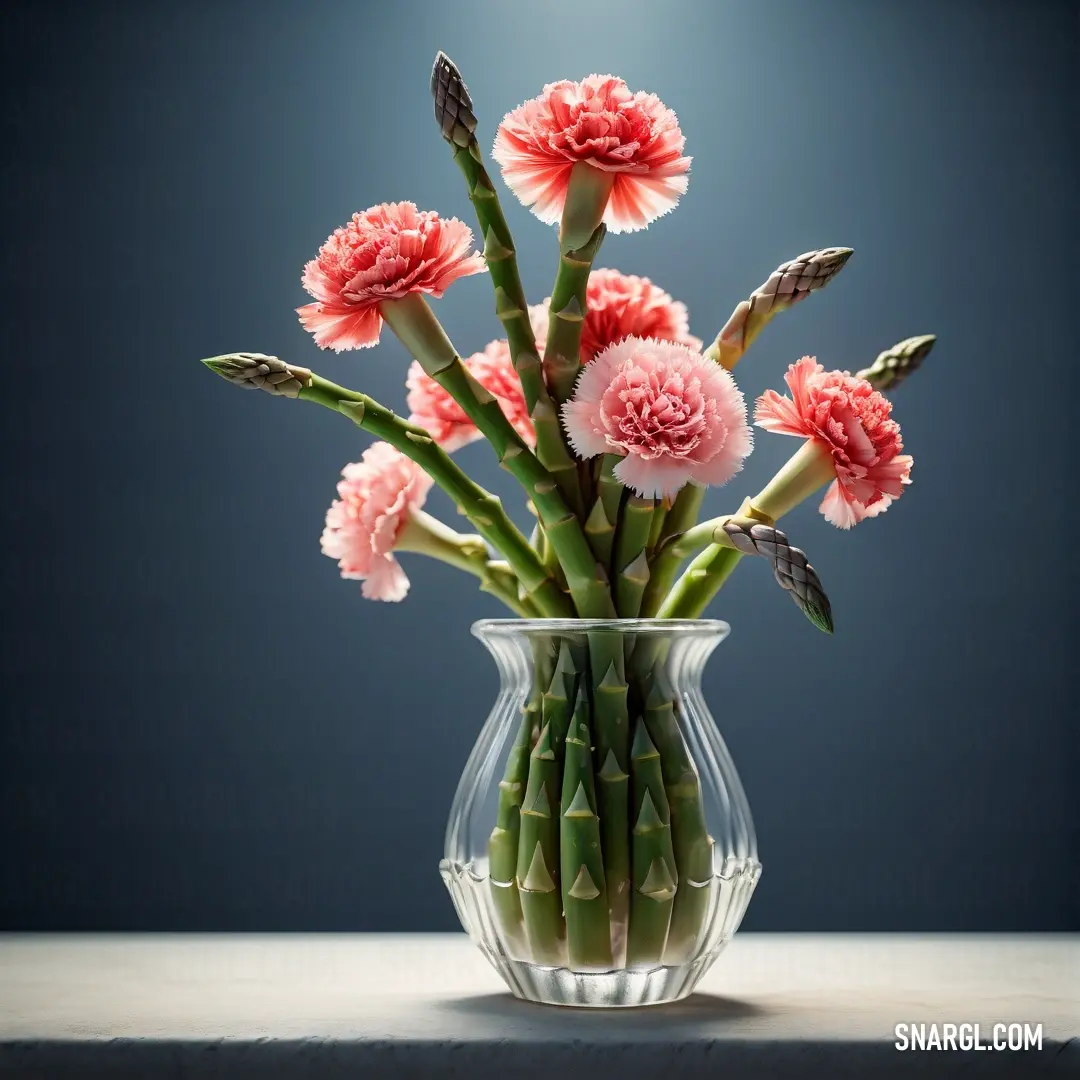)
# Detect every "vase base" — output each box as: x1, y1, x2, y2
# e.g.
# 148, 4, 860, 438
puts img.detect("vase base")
496, 949, 725, 1008
441, 855, 761, 1008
